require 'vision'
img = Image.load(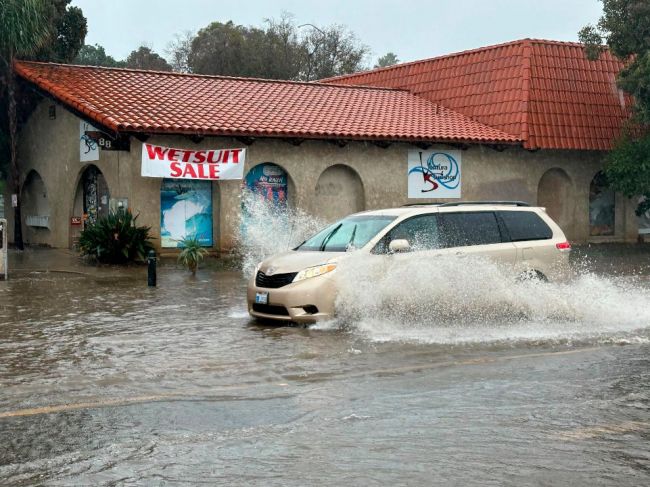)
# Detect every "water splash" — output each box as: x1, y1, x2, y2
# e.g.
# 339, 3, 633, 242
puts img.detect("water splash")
332, 253, 650, 345
235, 190, 327, 276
